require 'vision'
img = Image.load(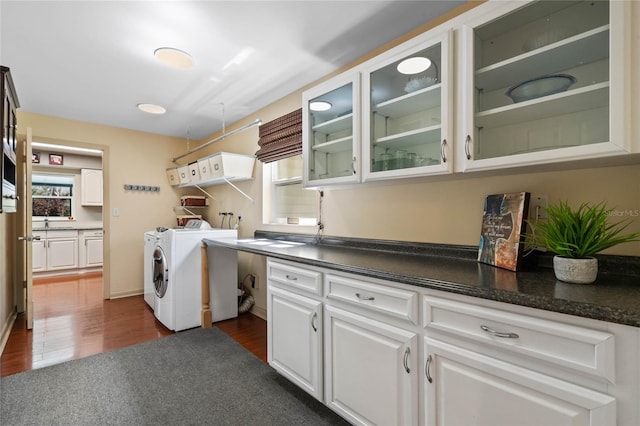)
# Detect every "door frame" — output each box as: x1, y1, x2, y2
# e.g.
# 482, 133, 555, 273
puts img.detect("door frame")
18, 135, 110, 303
